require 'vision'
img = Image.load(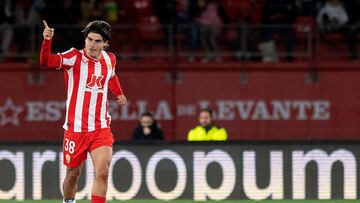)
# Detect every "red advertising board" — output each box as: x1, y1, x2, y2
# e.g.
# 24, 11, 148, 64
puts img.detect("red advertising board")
0, 63, 359, 141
